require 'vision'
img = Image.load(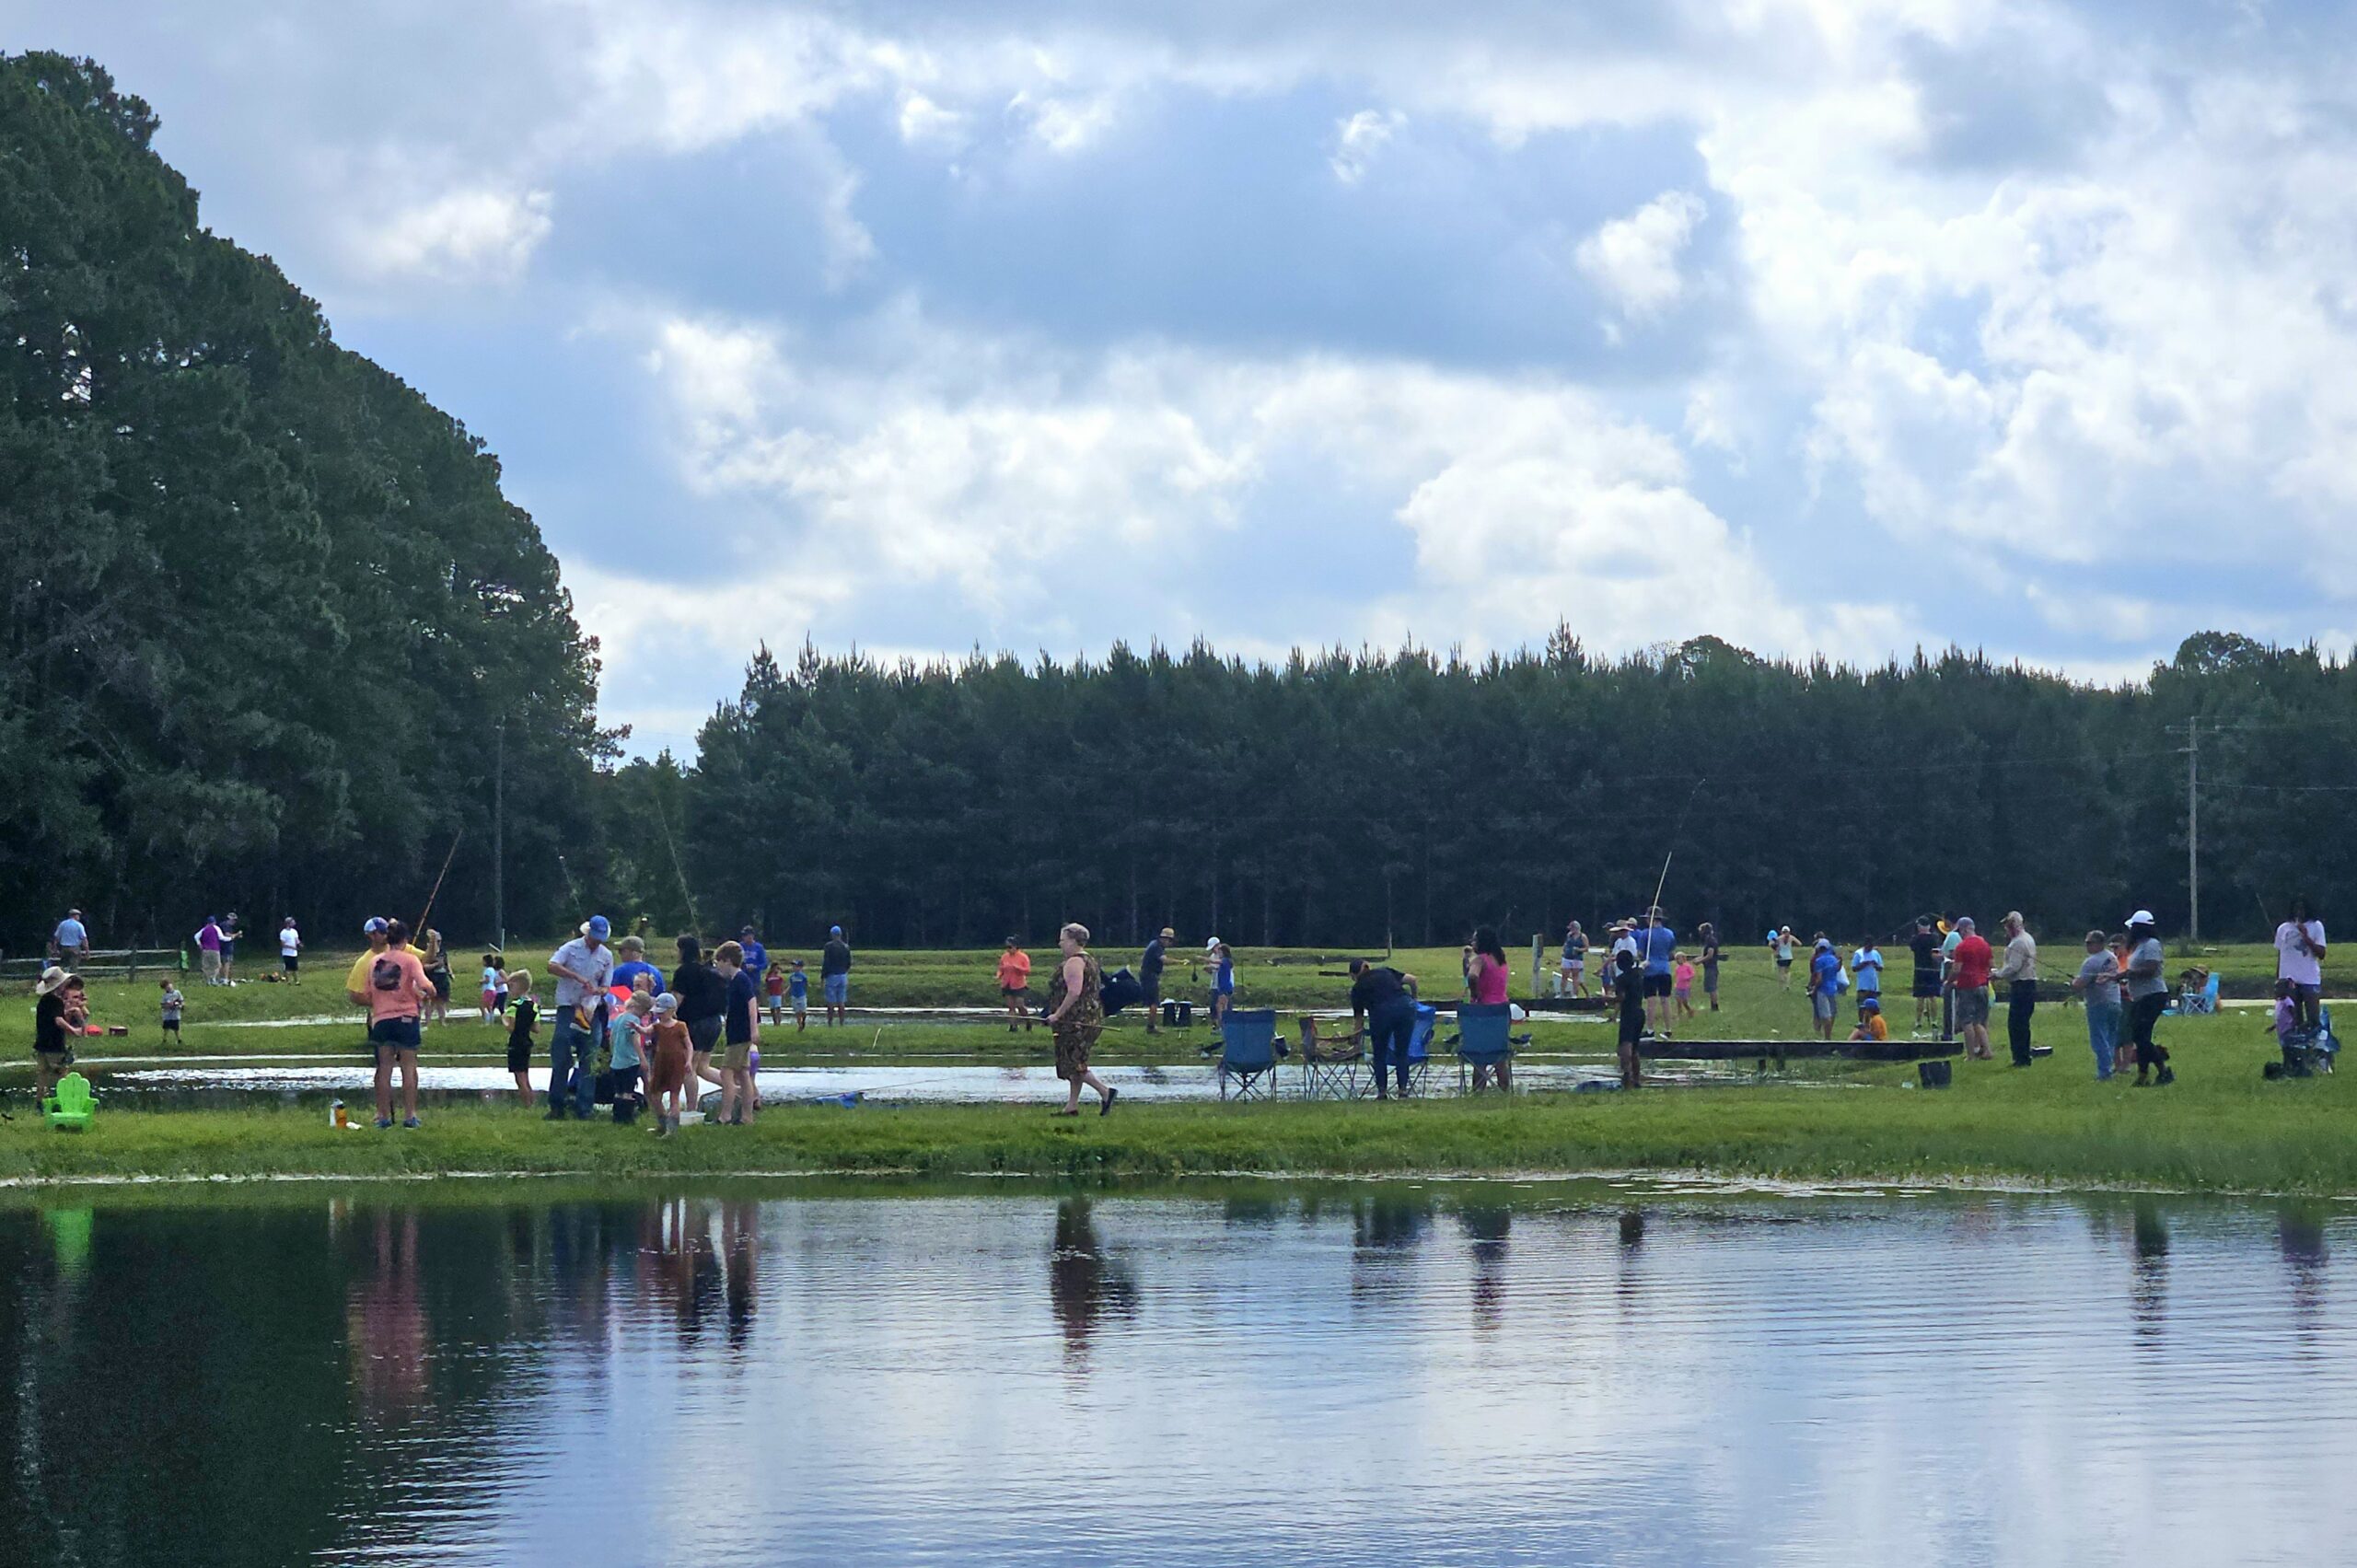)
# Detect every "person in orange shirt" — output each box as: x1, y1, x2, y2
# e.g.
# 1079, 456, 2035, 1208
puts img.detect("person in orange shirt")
1847, 995, 1890, 1043
350, 918, 435, 1130
645, 992, 693, 1136
997, 937, 1034, 1033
